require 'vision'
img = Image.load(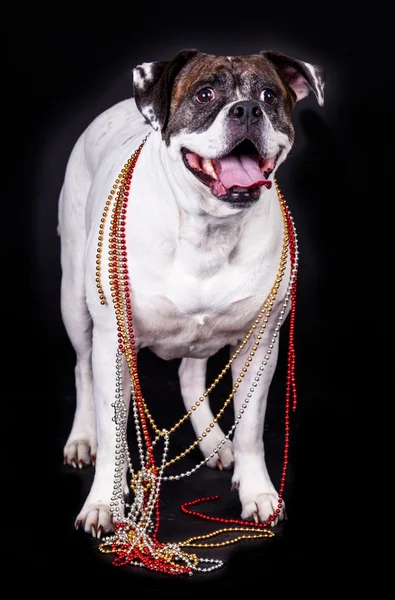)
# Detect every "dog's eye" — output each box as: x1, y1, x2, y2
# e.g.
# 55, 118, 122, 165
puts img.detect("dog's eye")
261, 89, 277, 104
196, 88, 215, 103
